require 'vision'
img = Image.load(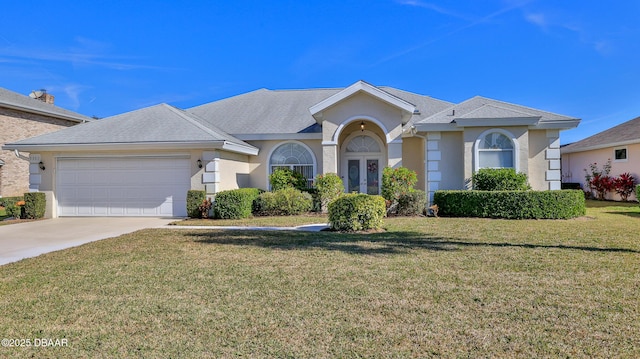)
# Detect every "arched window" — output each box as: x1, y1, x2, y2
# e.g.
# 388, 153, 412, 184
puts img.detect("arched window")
269, 142, 316, 187
345, 135, 381, 153
476, 131, 515, 169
